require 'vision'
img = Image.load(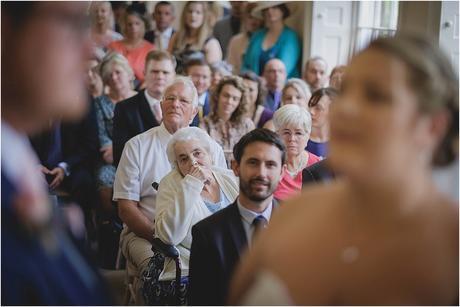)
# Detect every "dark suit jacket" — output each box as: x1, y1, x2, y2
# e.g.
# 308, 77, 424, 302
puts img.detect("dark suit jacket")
113, 90, 160, 166
29, 99, 100, 210
29, 99, 100, 173
190, 91, 210, 127
189, 201, 247, 305
301, 159, 335, 186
